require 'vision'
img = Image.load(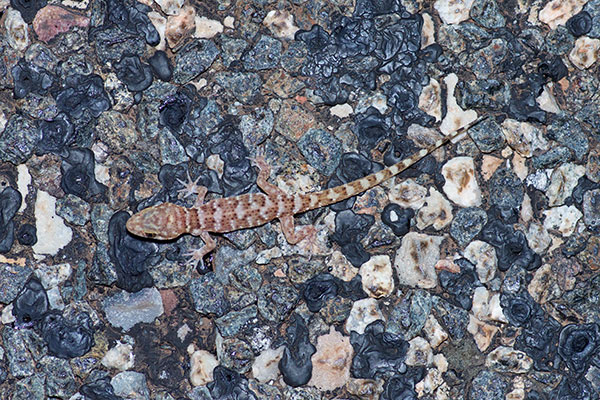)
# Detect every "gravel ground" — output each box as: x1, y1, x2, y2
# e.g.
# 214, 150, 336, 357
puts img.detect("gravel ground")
1, 0, 600, 399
